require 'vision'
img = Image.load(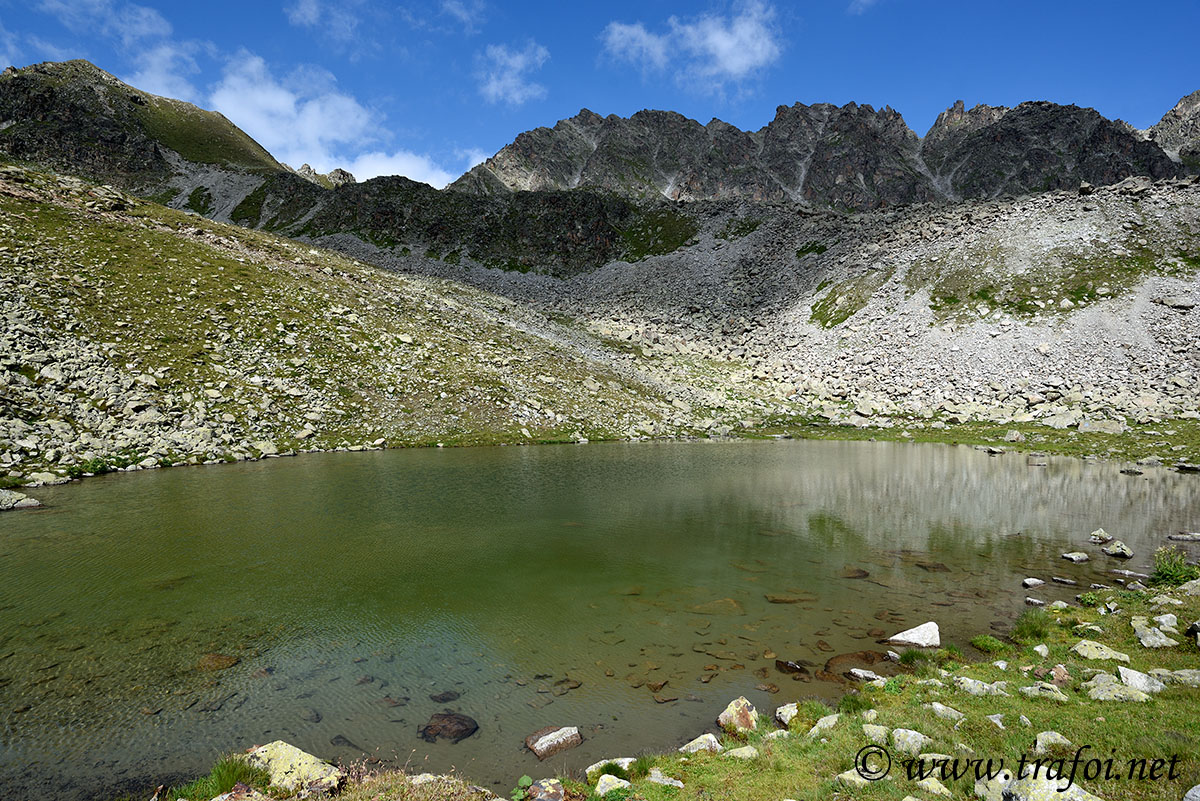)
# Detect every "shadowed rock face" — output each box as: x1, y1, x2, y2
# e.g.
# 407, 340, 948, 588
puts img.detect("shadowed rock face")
451, 98, 1189, 209
0, 60, 282, 190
